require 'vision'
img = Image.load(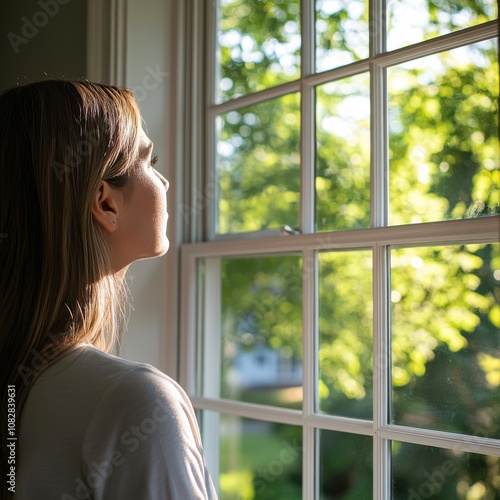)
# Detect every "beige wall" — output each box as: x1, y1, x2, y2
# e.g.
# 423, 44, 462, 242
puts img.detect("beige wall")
120, 0, 179, 378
